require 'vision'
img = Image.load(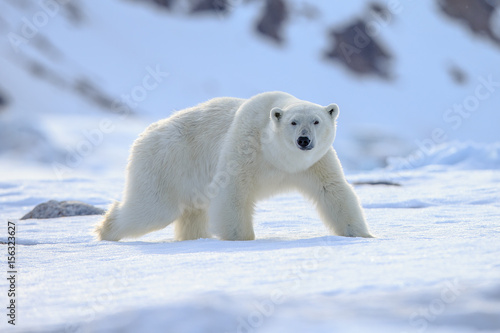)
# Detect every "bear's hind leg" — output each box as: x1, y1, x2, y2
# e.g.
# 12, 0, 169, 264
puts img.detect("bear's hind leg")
209, 183, 256, 241
95, 201, 121, 241
174, 208, 210, 241
95, 200, 180, 241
